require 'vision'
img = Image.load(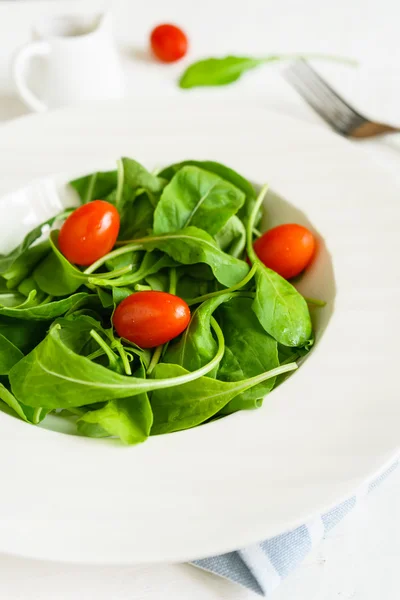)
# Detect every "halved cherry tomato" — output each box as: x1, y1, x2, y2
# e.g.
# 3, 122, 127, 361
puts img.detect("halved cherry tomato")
253, 224, 316, 279
113, 291, 191, 349
59, 200, 120, 266
150, 24, 188, 63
